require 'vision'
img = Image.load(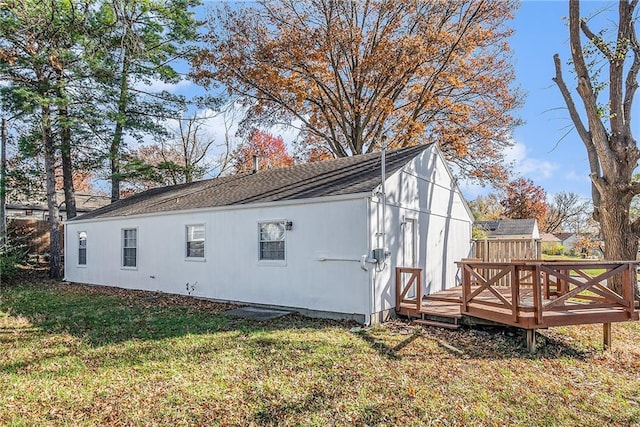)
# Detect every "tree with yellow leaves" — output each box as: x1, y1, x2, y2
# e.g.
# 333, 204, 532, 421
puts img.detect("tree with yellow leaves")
192, 0, 521, 184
